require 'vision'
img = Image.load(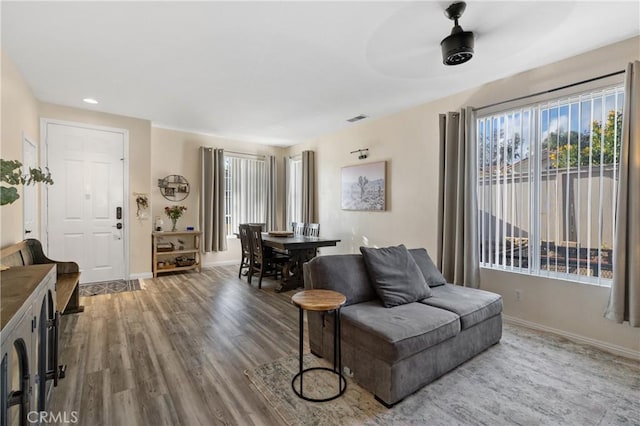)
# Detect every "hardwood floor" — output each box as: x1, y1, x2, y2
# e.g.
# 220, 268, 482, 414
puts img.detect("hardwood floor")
49, 265, 304, 425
